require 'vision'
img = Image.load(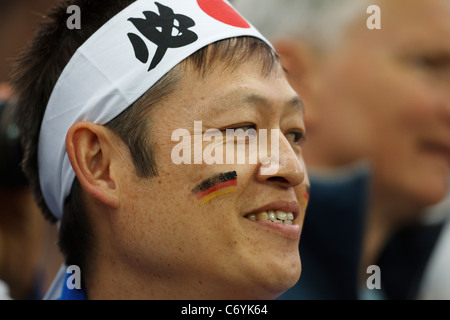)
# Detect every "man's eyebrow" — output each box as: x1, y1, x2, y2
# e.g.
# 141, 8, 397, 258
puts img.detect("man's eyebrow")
287, 96, 304, 113
244, 93, 304, 113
